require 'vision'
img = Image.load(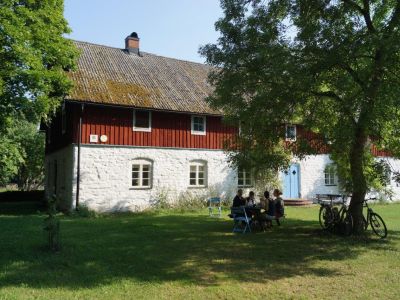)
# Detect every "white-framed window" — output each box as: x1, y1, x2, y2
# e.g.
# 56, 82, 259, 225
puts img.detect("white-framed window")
189, 160, 207, 187
61, 102, 66, 135
133, 110, 152, 132
285, 124, 297, 141
324, 164, 336, 186
131, 158, 153, 188
191, 115, 206, 135
238, 167, 253, 187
